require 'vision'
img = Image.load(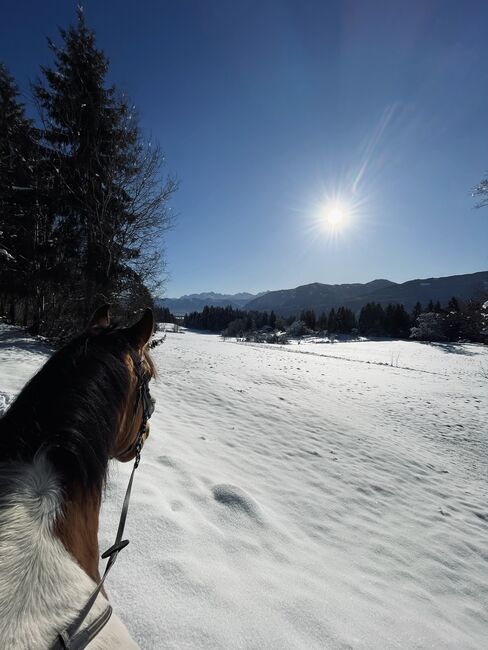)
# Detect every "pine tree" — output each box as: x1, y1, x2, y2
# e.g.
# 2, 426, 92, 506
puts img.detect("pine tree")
411, 301, 422, 322
269, 310, 276, 330
358, 302, 385, 336
327, 308, 336, 333
335, 306, 356, 333
447, 296, 460, 312
0, 63, 46, 327
34, 8, 176, 329
444, 296, 462, 341
317, 311, 328, 331
384, 304, 411, 338
302, 309, 316, 330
